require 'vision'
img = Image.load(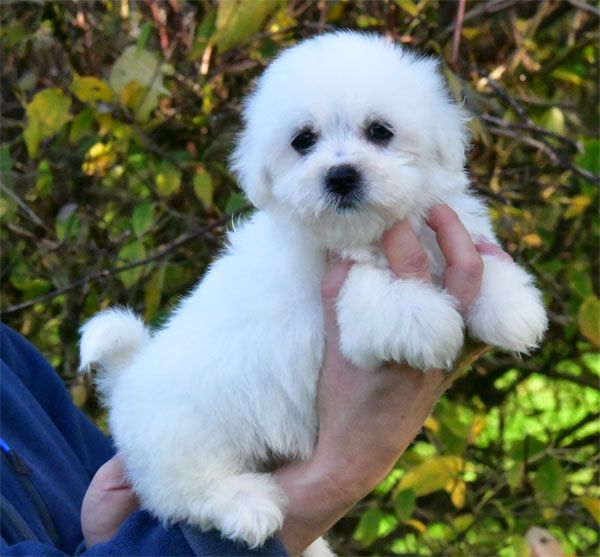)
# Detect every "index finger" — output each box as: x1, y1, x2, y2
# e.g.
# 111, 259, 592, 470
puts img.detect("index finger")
427, 205, 483, 315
